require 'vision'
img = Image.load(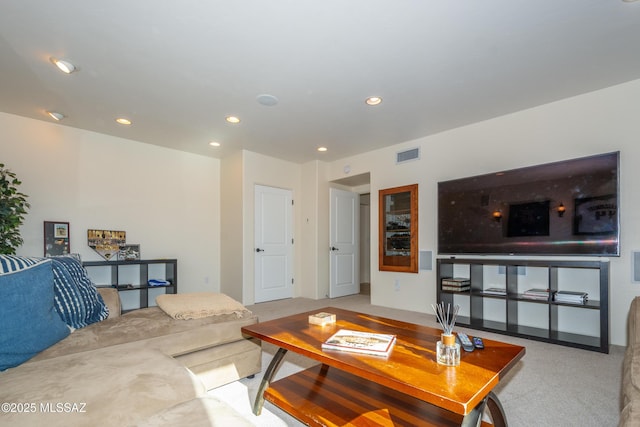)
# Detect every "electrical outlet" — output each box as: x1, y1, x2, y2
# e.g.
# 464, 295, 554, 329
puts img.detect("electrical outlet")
394, 279, 400, 292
